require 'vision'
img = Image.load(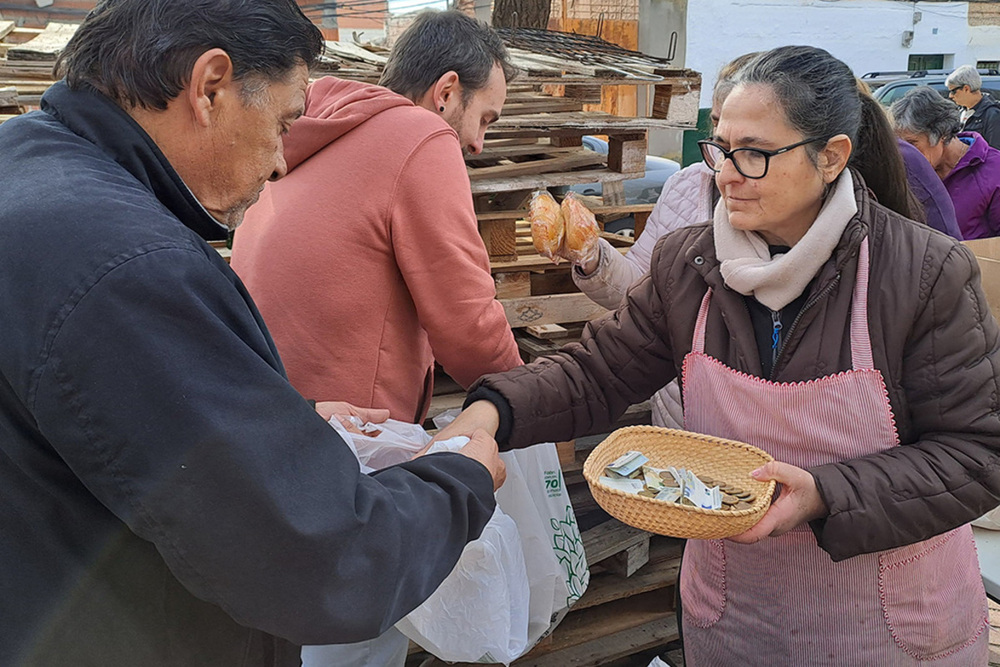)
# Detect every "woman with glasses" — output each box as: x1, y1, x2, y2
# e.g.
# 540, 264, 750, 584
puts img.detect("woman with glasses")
438, 45, 999, 664
892, 85, 1000, 240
